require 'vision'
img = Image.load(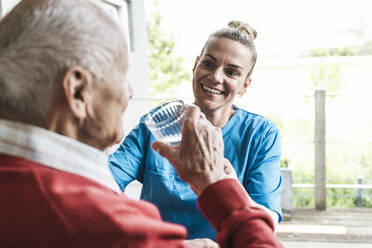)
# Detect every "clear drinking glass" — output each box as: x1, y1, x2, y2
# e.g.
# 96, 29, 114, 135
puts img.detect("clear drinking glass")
144, 99, 185, 146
